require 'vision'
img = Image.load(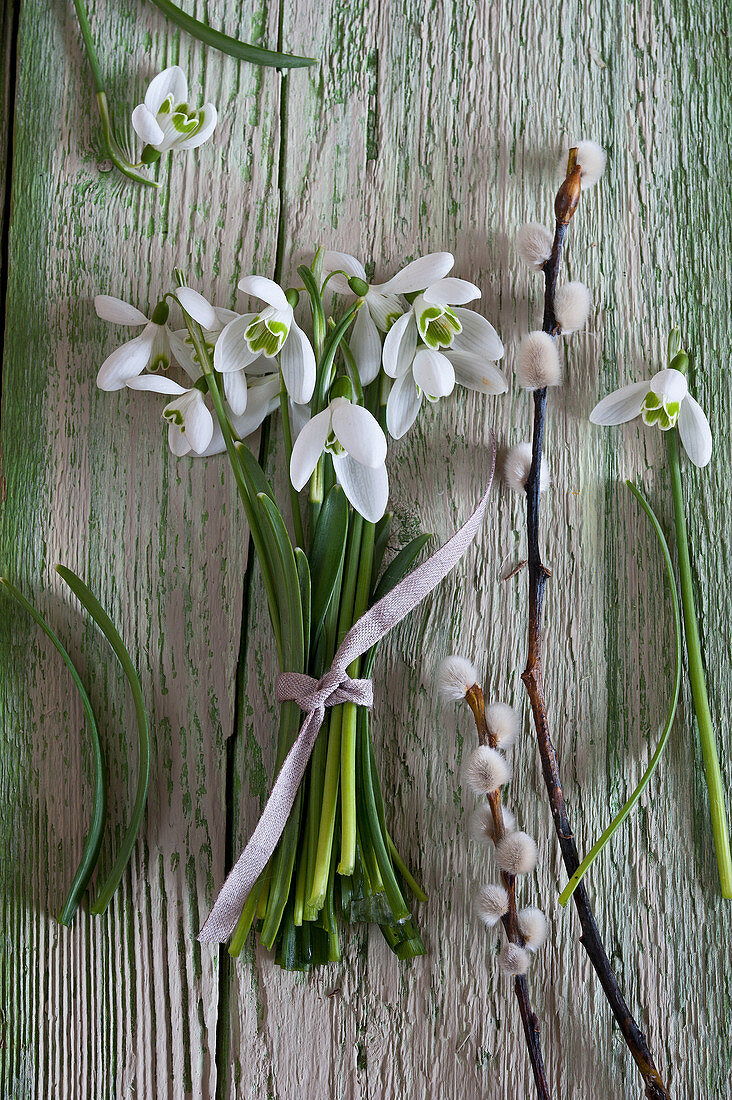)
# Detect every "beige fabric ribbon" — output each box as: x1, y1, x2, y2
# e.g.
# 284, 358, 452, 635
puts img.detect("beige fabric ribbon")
199, 444, 495, 943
